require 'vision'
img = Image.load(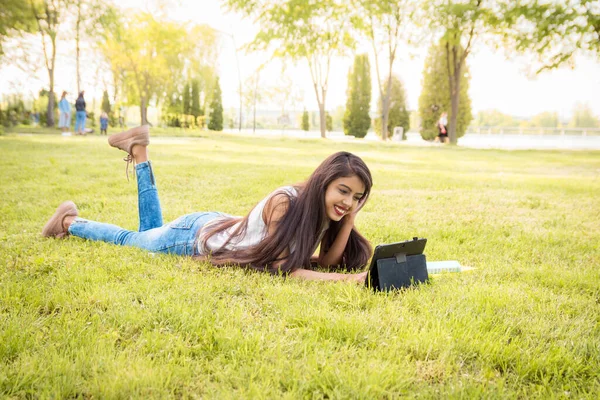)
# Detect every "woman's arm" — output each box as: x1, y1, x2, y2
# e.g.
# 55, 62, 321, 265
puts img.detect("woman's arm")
263, 195, 365, 283
317, 208, 363, 268
289, 268, 367, 283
